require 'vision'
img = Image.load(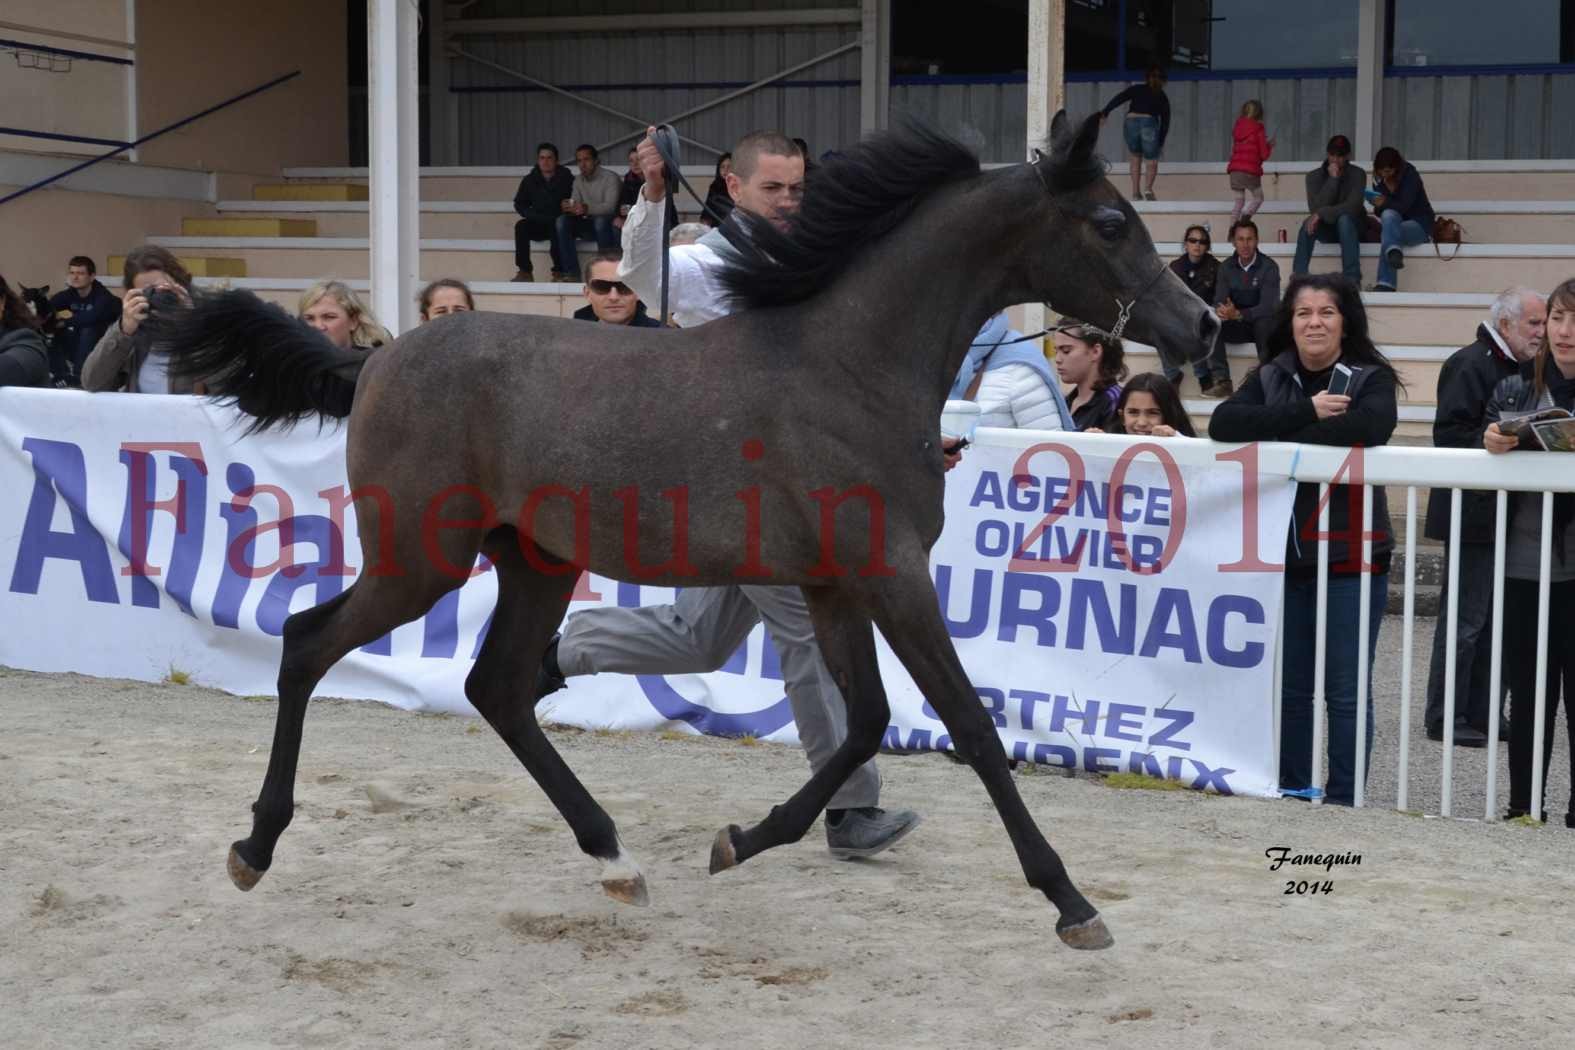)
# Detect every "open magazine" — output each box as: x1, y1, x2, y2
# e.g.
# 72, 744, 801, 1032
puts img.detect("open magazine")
1498, 407, 1575, 451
